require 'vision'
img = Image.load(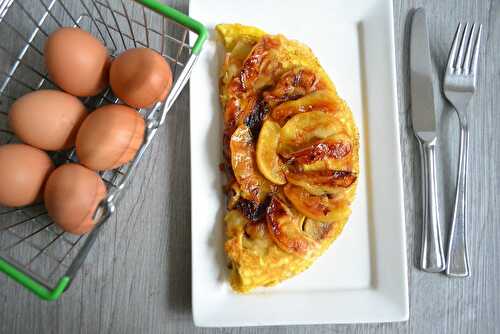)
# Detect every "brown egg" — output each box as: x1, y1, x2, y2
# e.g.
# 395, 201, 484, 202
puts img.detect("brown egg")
0, 144, 54, 207
45, 27, 110, 96
9, 90, 88, 151
76, 104, 145, 171
110, 48, 172, 108
44, 163, 107, 235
